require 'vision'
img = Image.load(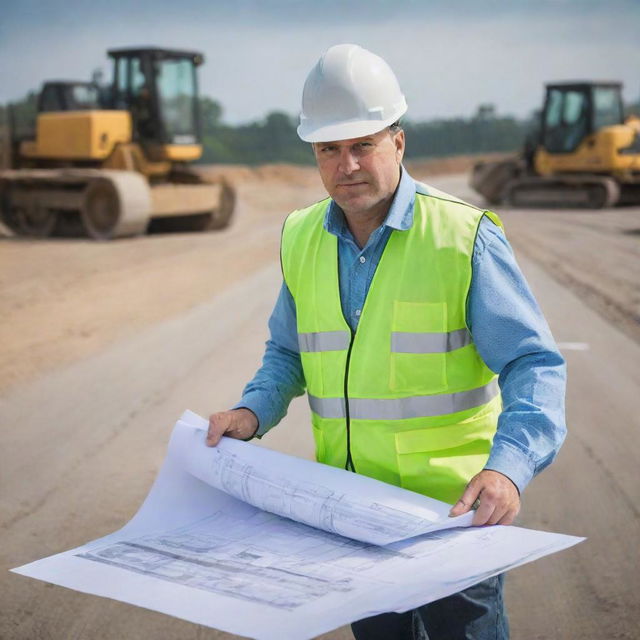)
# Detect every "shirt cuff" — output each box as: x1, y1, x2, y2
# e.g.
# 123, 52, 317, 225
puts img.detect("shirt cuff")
232, 394, 271, 438
483, 439, 538, 495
